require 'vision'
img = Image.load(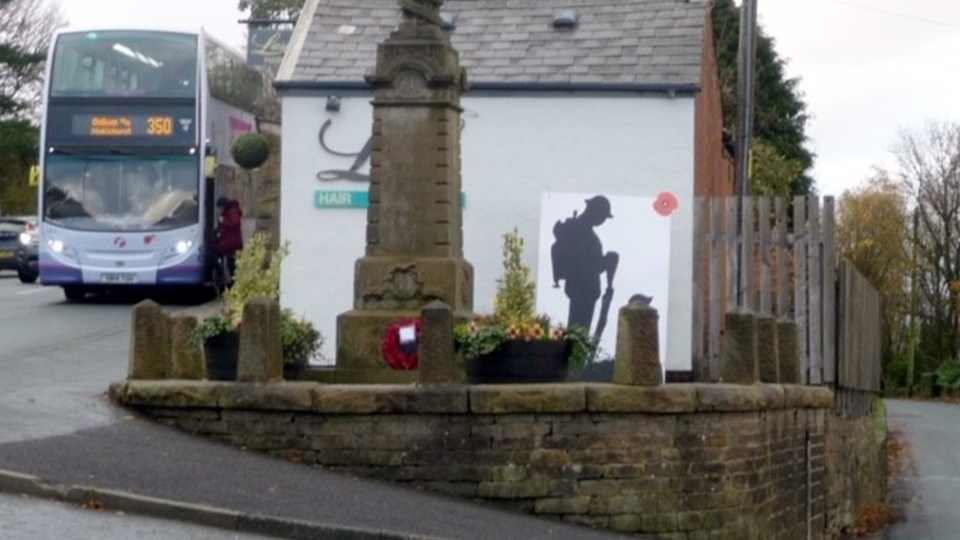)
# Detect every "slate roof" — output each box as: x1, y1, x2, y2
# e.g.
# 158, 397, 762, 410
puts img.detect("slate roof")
277, 0, 709, 90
